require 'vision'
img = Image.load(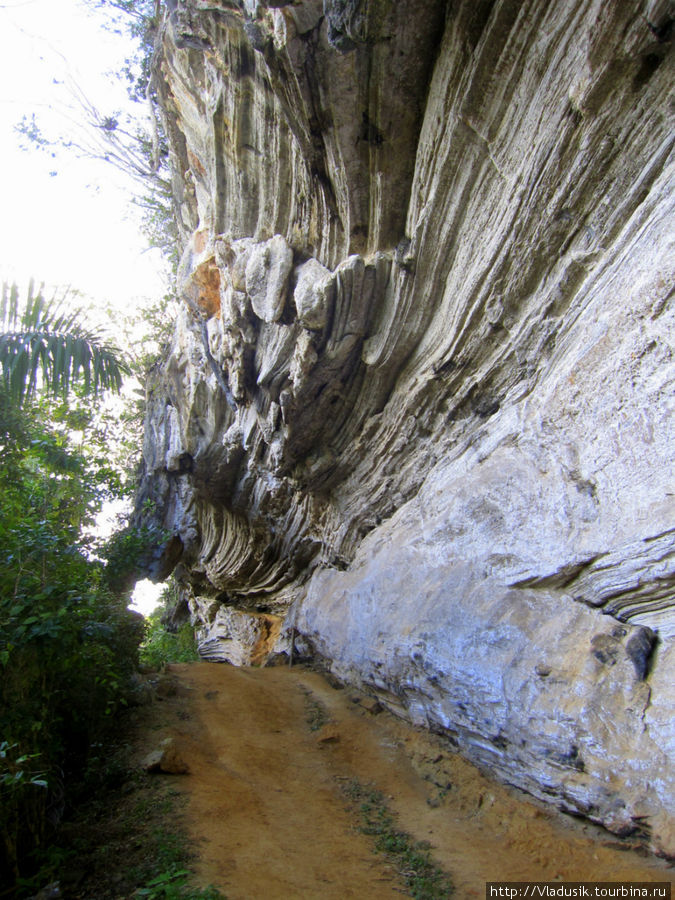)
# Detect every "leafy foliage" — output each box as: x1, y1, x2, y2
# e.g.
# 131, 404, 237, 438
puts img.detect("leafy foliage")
0, 741, 49, 886
140, 581, 200, 669
134, 823, 225, 899
2, 0, 183, 885
32, 762, 226, 899
141, 618, 200, 669
0, 353, 141, 885
0, 281, 129, 404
